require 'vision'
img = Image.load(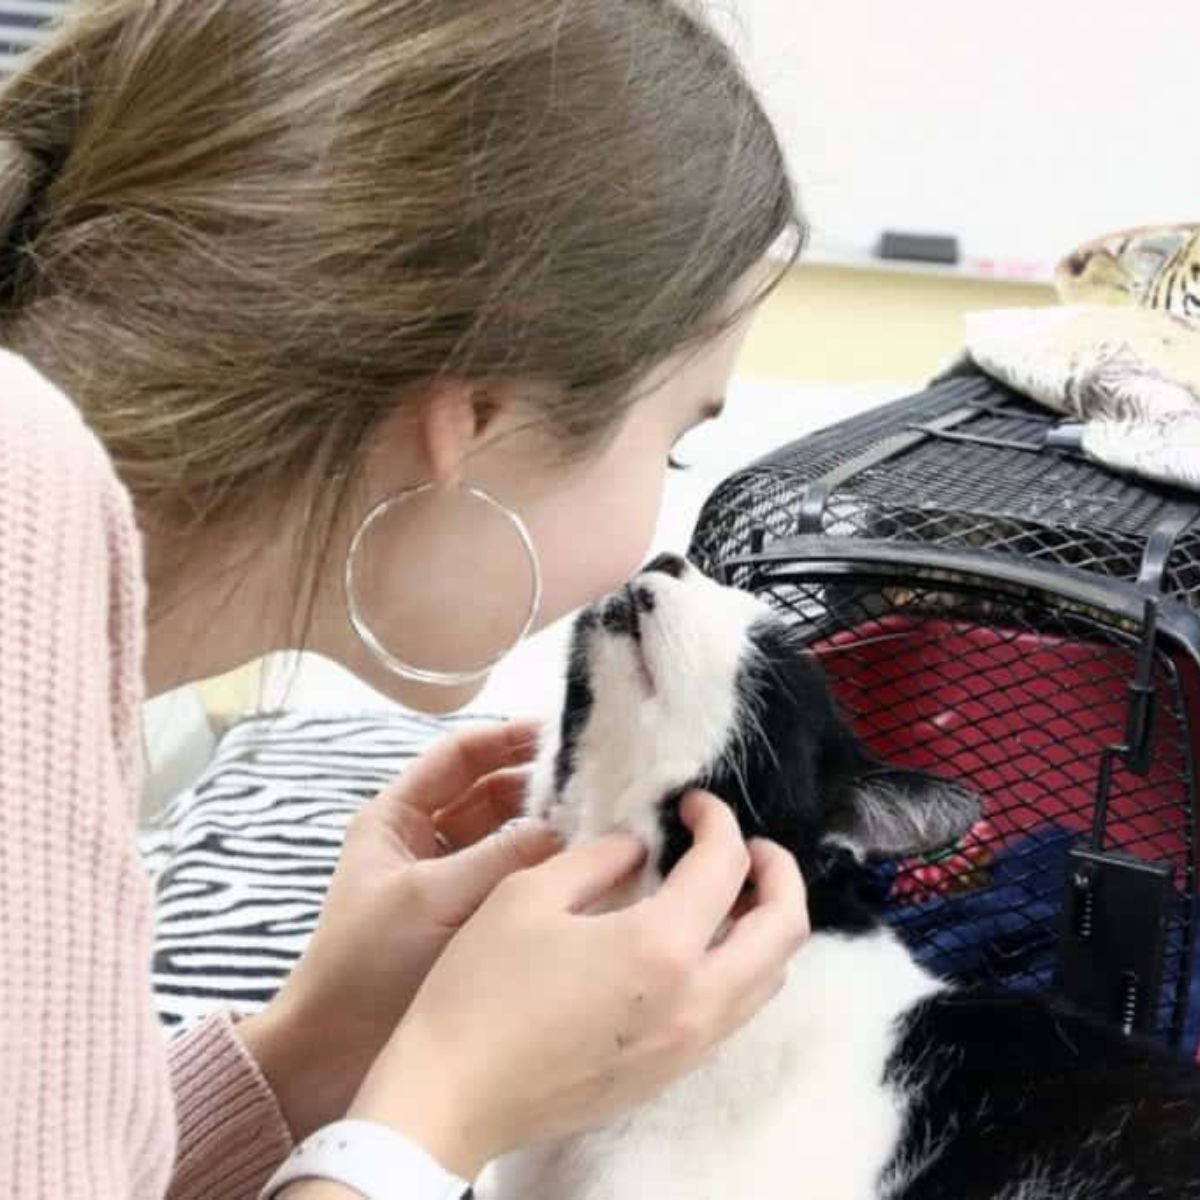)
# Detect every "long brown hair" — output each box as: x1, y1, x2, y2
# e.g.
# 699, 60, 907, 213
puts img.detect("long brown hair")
0, 0, 800, 629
